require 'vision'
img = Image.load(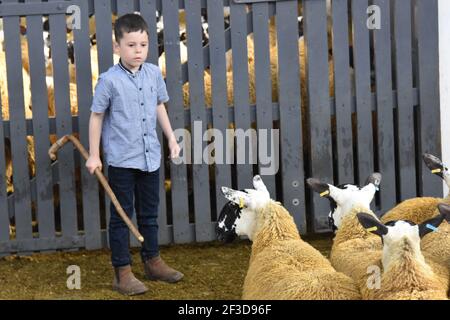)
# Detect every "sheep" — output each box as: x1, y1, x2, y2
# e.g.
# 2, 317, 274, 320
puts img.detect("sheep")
355, 205, 450, 300
381, 154, 450, 224
216, 175, 361, 300
307, 173, 382, 232
307, 174, 384, 291
380, 153, 450, 279
308, 174, 449, 299
0, 48, 32, 120
1, 47, 35, 195
46, 76, 80, 117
